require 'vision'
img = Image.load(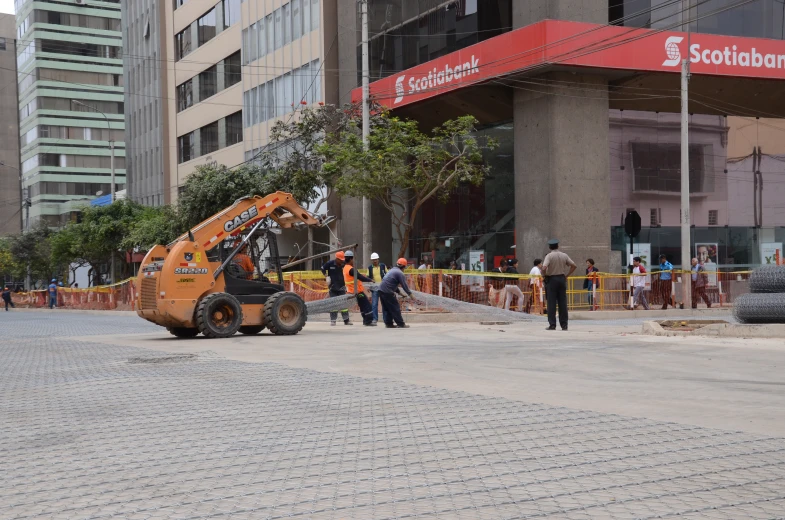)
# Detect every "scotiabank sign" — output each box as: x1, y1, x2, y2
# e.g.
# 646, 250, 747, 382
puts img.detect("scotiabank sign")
354, 20, 785, 109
